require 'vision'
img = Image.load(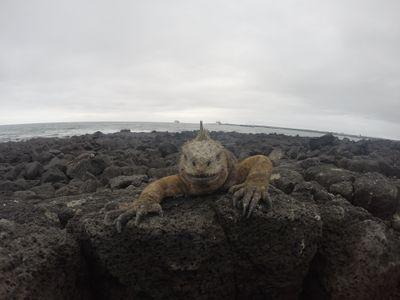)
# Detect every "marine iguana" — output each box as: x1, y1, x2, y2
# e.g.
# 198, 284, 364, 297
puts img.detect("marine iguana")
109, 121, 275, 232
